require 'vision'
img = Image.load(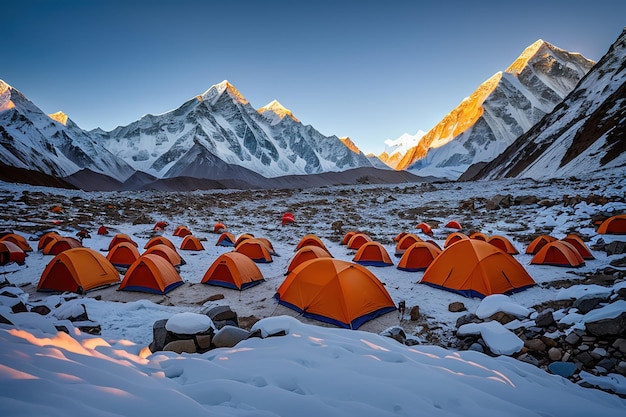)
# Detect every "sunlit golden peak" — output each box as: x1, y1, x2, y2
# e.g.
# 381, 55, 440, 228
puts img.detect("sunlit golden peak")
49, 111, 68, 125
506, 39, 550, 75
339, 136, 361, 154
0, 79, 15, 112
202, 80, 248, 105
258, 99, 300, 123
